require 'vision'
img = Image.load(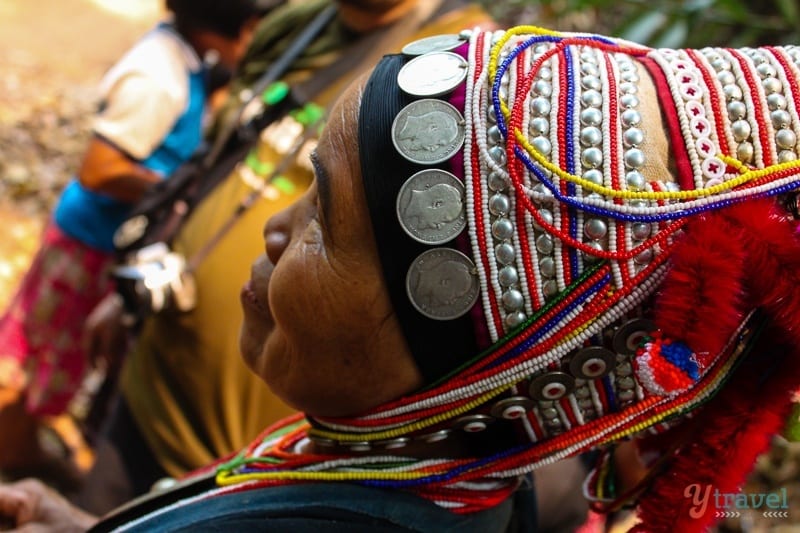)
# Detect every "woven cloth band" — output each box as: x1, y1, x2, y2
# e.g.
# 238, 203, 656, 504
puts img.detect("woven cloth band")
358, 54, 479, 383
